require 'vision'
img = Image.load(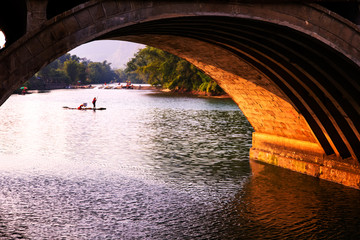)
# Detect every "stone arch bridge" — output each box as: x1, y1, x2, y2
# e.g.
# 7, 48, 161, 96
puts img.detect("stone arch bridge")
0, 1, 359, 189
